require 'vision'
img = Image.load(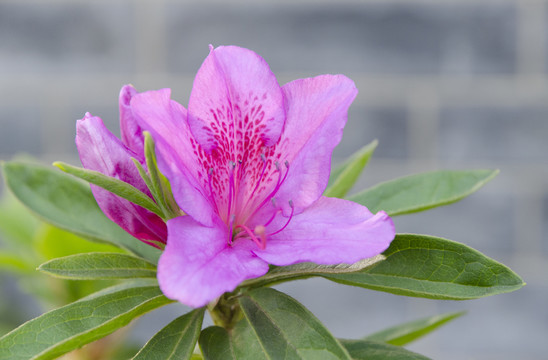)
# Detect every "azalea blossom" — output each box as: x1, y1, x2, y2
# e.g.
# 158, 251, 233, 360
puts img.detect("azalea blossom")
76, 87, 167, 247
77, 45, 395, 308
